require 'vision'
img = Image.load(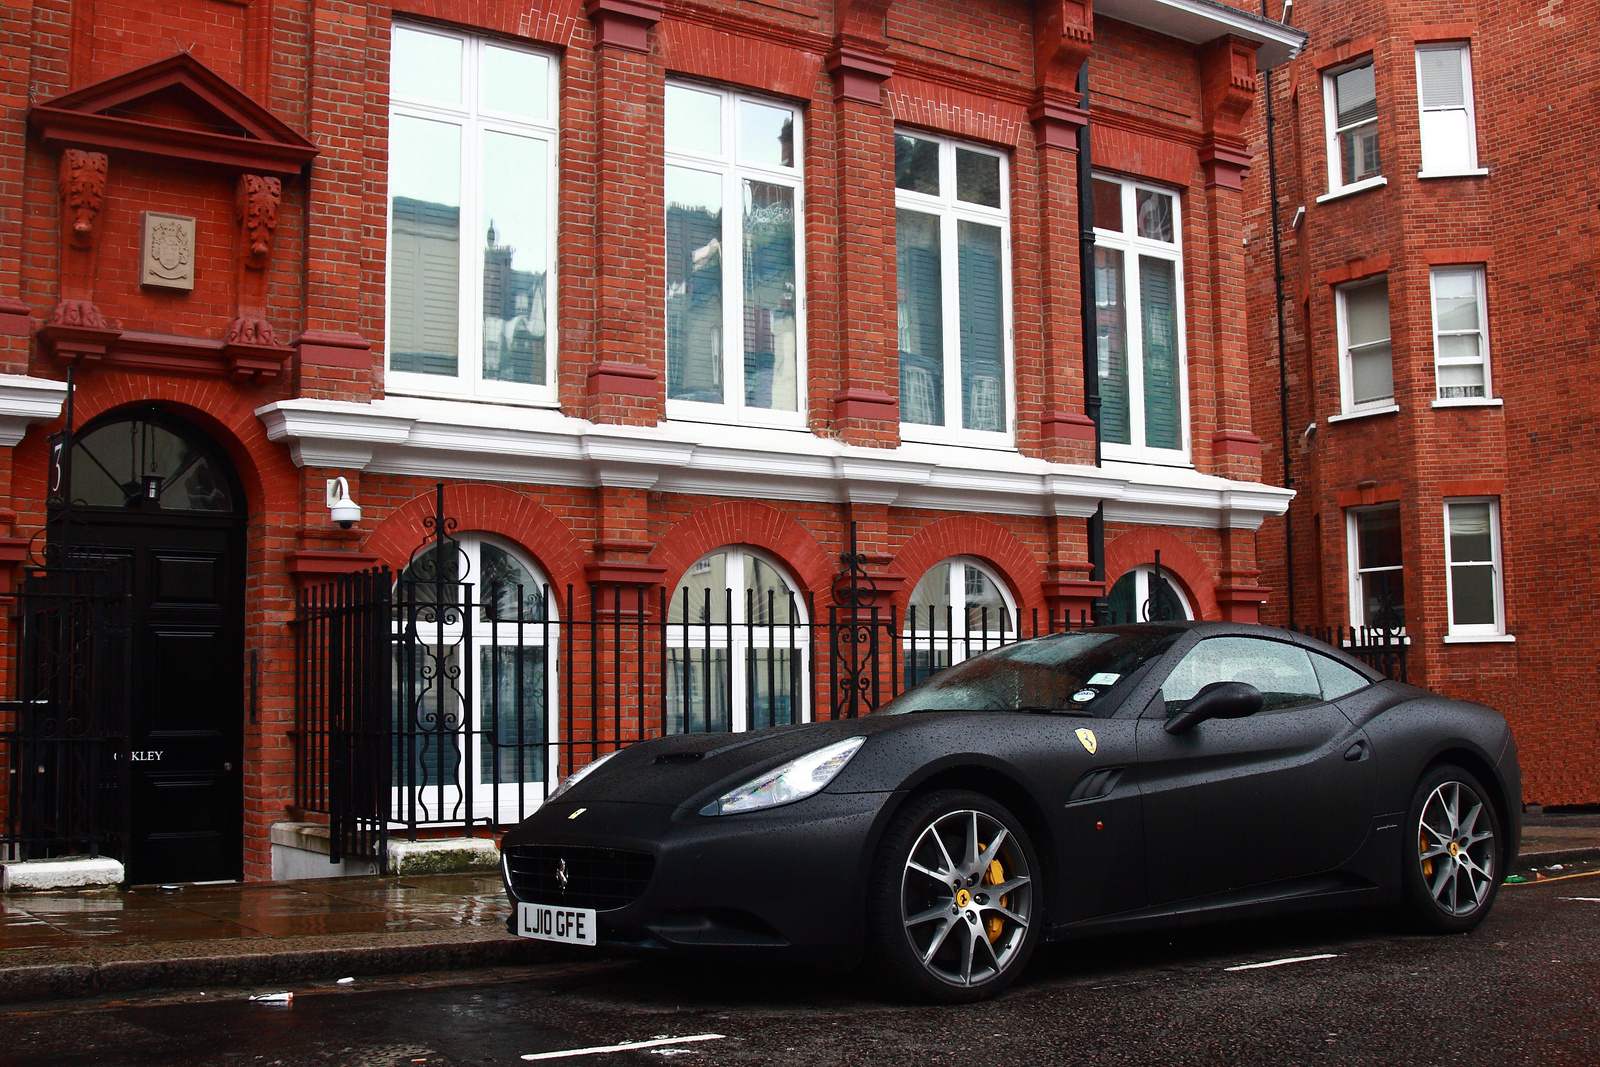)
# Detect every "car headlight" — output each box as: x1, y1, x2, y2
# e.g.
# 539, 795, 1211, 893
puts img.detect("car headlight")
701, 737, 866, 816
548, 747, 623, 803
